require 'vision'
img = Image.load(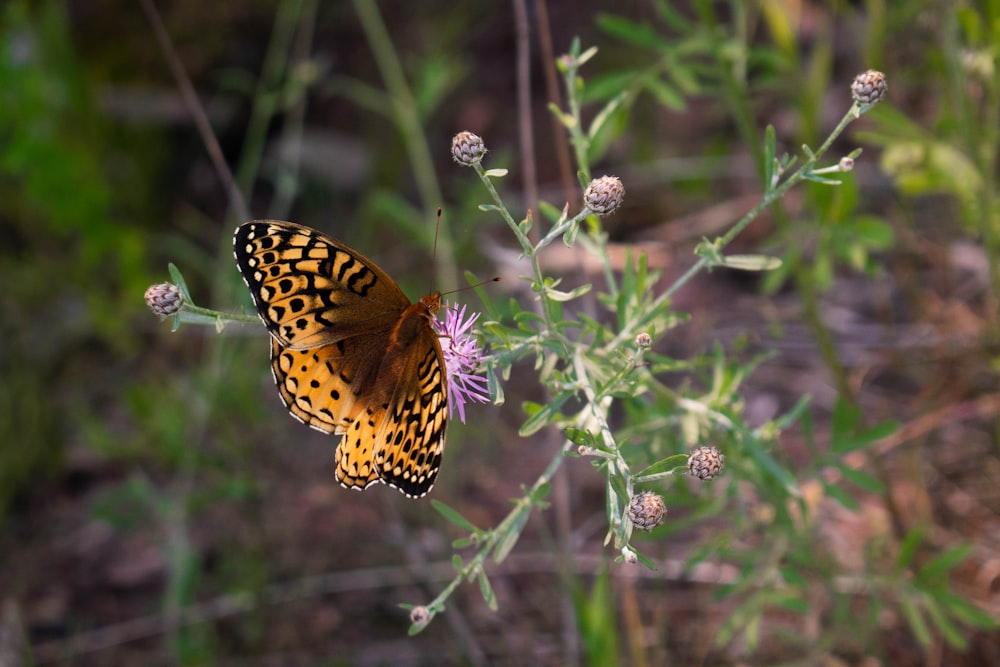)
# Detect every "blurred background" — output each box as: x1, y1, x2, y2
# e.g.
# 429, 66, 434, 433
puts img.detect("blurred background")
1, 0, 999, 664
